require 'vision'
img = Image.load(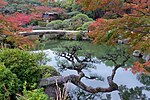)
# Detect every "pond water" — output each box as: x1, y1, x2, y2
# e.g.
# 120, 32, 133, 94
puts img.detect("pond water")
37, 40, 150, 100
